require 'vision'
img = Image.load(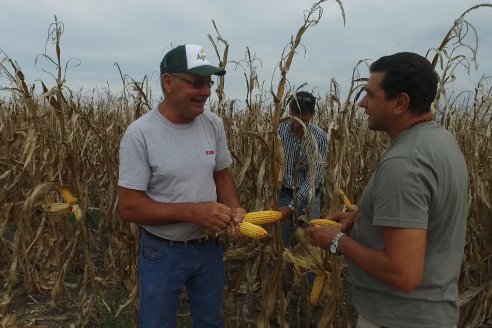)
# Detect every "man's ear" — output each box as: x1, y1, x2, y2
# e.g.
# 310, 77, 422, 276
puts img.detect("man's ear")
161, 74, 173, 93
393, 92, 410, 115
